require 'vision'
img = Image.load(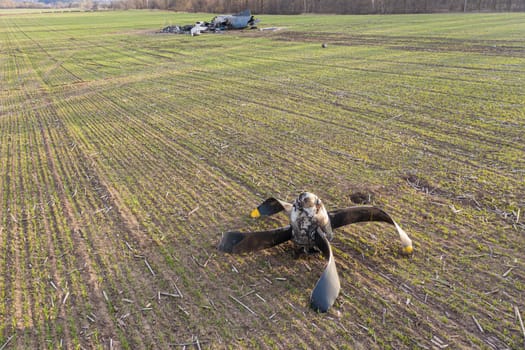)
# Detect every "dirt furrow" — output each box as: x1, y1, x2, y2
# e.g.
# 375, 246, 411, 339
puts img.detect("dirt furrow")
46, 85, 335, 345
4, 20, 109, 347
170, 69, 523, 206
19, 90, 162, 347
26, 112, 65, 346
1, 117, 16, 342
30, 91, 207, 347
36, 113, 126, 348
14, 112, 39, 348
185, 65, 524, 161
85, 79, 369, 195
